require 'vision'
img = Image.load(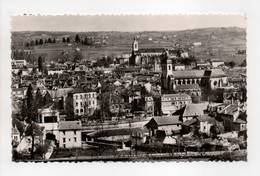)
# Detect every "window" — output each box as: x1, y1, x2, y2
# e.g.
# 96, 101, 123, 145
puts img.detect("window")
76, 95, 78, 99
74, 130, 76, 135
80, 109, 83, 113
69, 138, 71, 142
169, 65, 171, 70
76, 102, 78, 106
74, 137, 77, 142
63, 144, 66, 148
63, 131, 65, 135
93, 101, 95, 105
76, 109, 79, 114
80, 102, 82, 106
63, 138, 66, 143
80, 95, 82, 99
